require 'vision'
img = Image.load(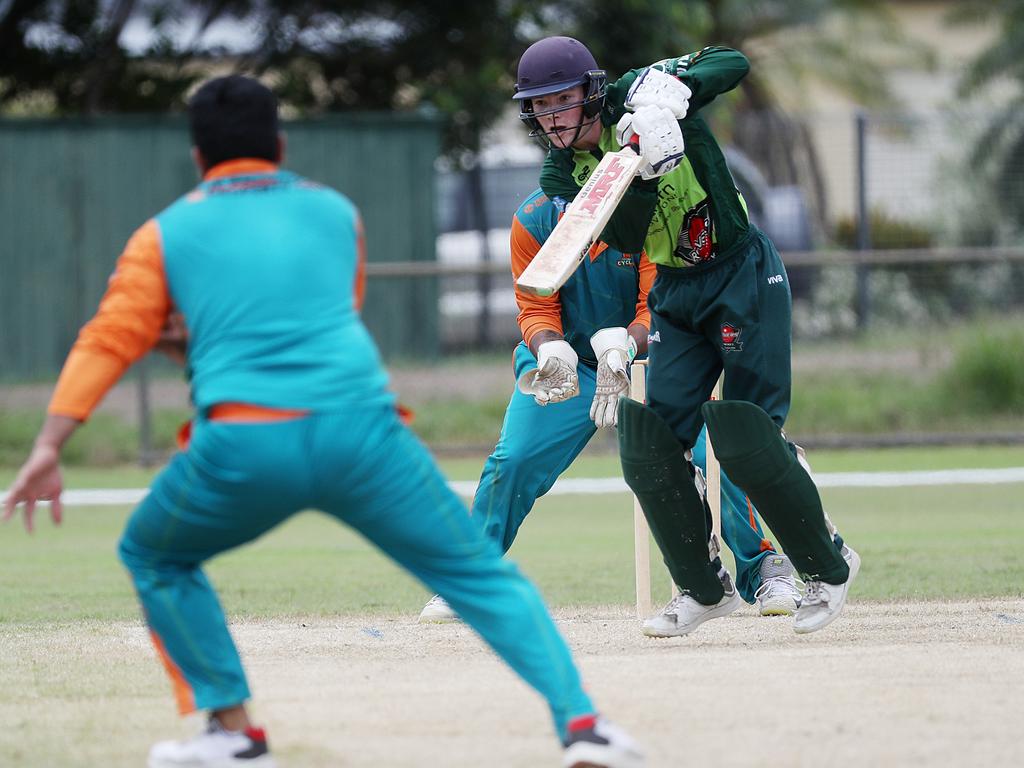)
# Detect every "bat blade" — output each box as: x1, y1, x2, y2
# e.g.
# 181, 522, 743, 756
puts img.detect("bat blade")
516, 147, 644, 297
